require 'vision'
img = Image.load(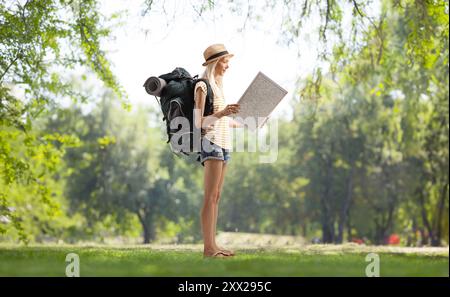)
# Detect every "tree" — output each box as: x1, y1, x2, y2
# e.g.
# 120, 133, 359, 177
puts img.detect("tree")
1, 0, 127, 241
